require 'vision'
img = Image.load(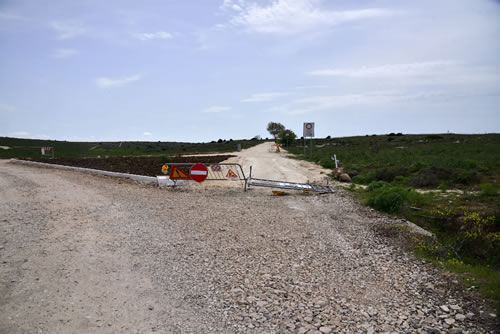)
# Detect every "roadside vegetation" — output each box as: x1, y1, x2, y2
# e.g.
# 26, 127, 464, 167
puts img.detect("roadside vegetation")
287, 133, 500, 310
0, 136, 264, 159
